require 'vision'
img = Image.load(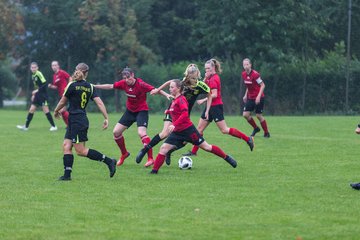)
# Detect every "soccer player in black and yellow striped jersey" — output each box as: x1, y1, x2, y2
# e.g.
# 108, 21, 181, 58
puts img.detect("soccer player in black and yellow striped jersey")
54, 63, 116, 181
17, 62, 57, 131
